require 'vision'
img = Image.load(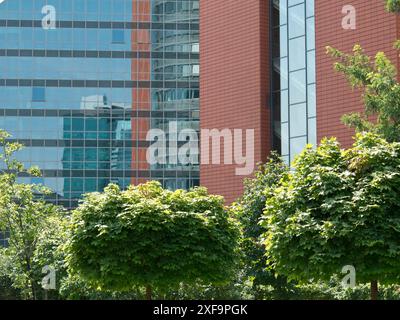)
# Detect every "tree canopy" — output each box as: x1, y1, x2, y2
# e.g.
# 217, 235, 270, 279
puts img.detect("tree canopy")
385, 0, 400, 12
262, 133, 400, 298
65, 181, 240, 298
234, 153, 294, 299
326, 0, 400, 141
0, 129, 62, 299
327, 44, 400, 142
